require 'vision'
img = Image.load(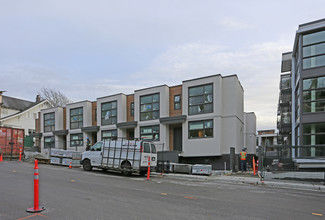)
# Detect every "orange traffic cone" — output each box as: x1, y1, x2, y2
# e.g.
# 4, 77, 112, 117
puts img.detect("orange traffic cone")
0, 154, 3, 162
69, 161, 72, 169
